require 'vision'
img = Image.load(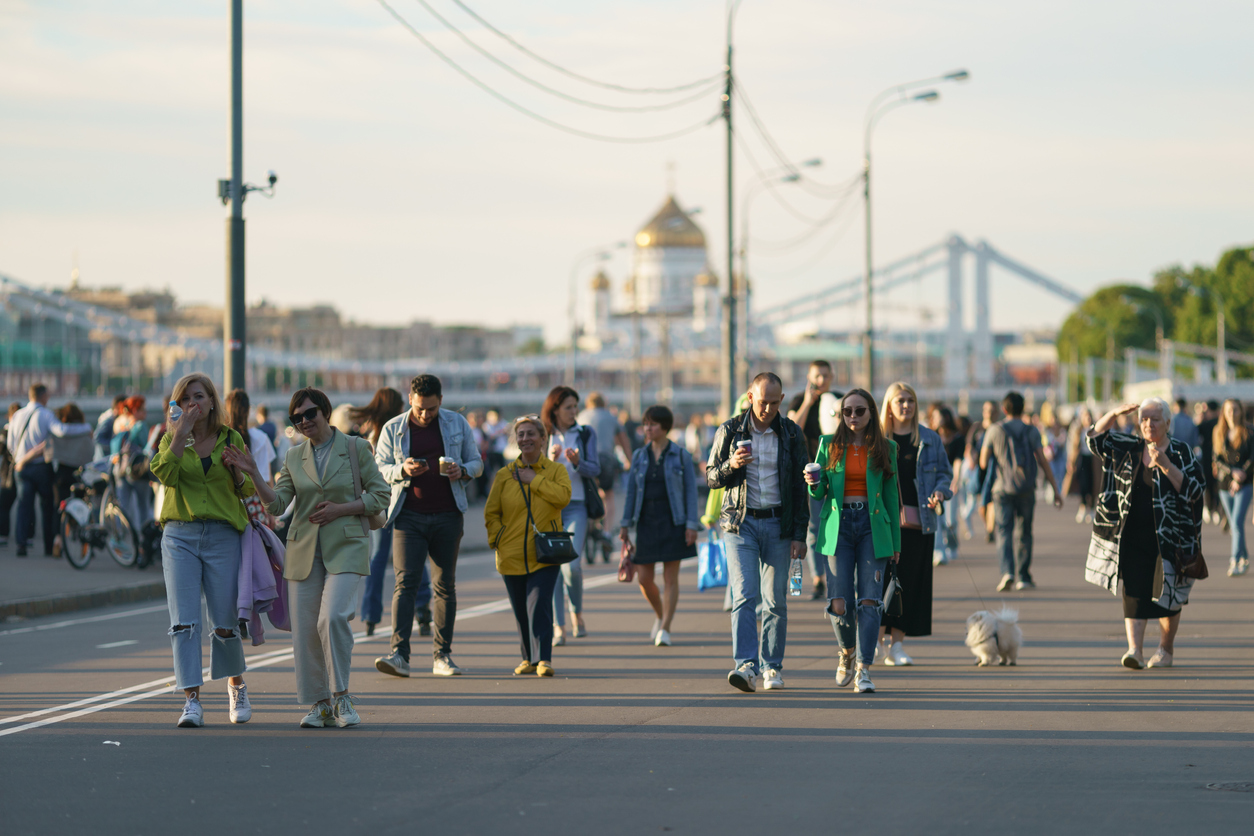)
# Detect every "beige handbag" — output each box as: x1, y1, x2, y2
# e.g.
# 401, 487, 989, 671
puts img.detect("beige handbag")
346, 436, 387, 534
